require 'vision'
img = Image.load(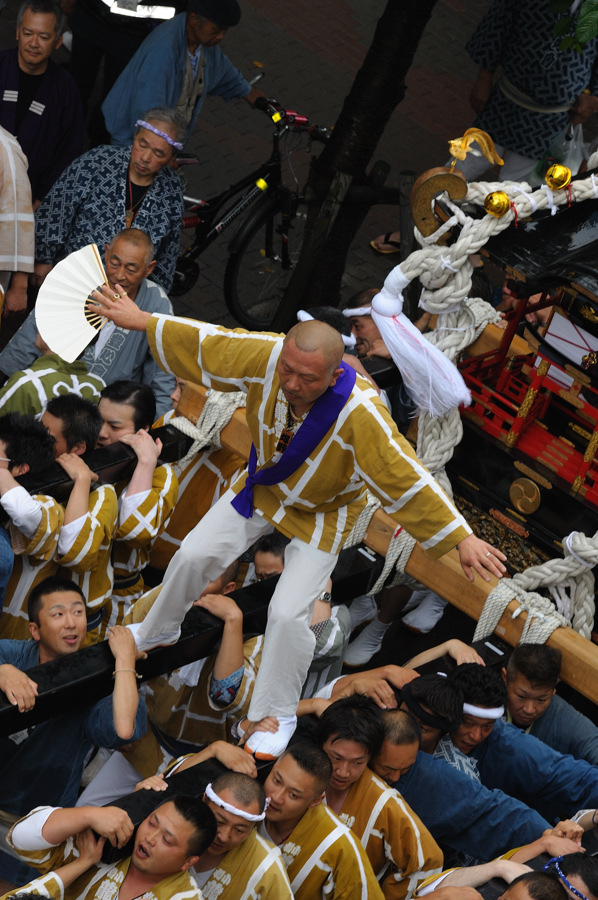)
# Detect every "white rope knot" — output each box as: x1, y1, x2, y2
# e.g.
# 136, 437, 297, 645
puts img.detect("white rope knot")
170, 390, 247, 469
371, 292, 404, 318
440, 255, 459, 273
474, 579, 570, 645
541, 184, 558, 216
563, 531, 597, 569
512, 186, 538, 213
